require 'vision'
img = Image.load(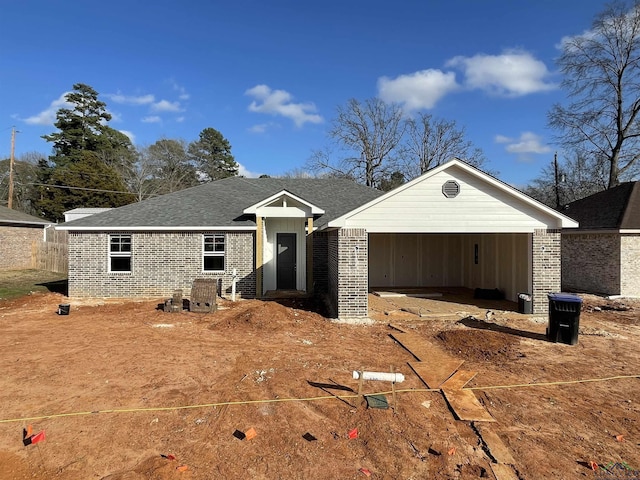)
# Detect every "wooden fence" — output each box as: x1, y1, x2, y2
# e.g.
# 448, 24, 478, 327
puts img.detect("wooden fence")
31, 241, 68, 274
